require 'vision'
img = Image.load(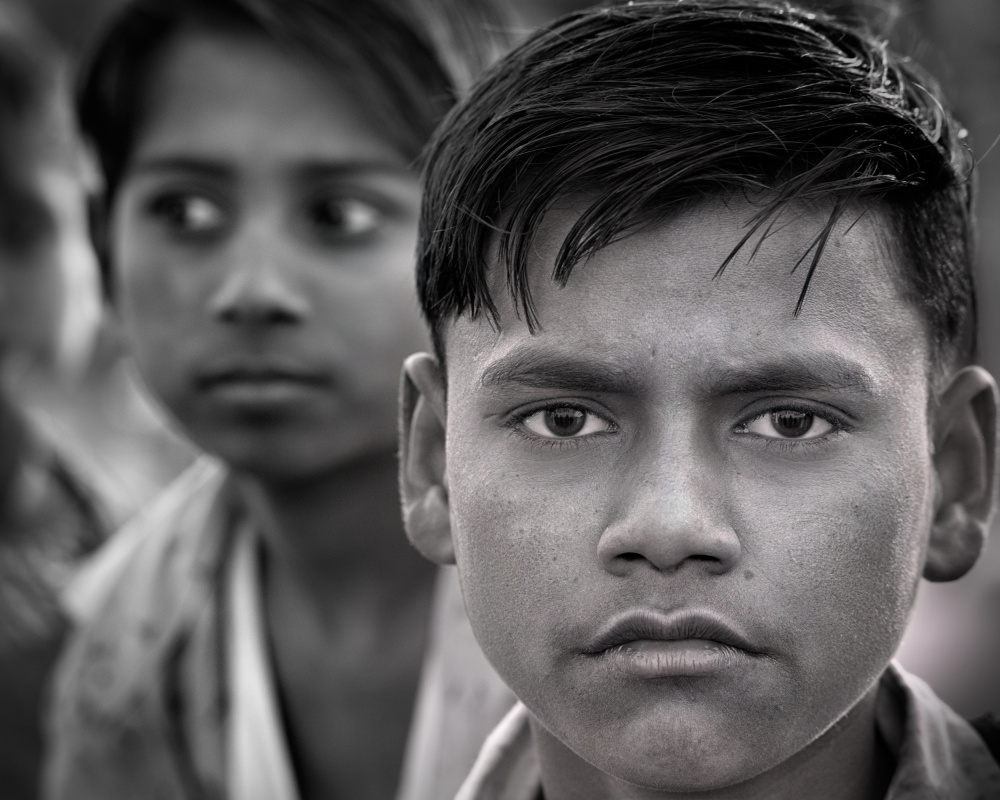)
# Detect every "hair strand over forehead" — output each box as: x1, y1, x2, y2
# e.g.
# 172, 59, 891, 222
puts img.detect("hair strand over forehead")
417, 0, 976, 376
